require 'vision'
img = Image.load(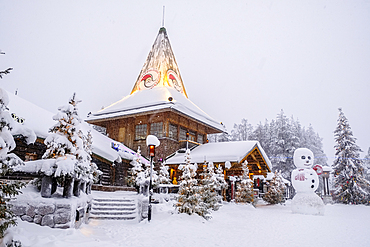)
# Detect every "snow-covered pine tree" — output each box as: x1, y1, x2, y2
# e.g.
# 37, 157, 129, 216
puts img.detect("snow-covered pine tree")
235, 161, 254, 204
199, 162, 221, 214
332, 108, 369, 204
136, 157, 158, 192
176, 149, 202, 216
230, 118, 253, 141
157, 161, 170, 185
127, 147, 144, 187
263, 170, 286, 204
75, 130, 91, 184
273, 110, 299, 180
81, 130, 102, 189
364, 148, 370, 181
0, 89, 36, 237
301, 124, 327, 166
42, 93, 84, 197
214, 164, 228, 197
